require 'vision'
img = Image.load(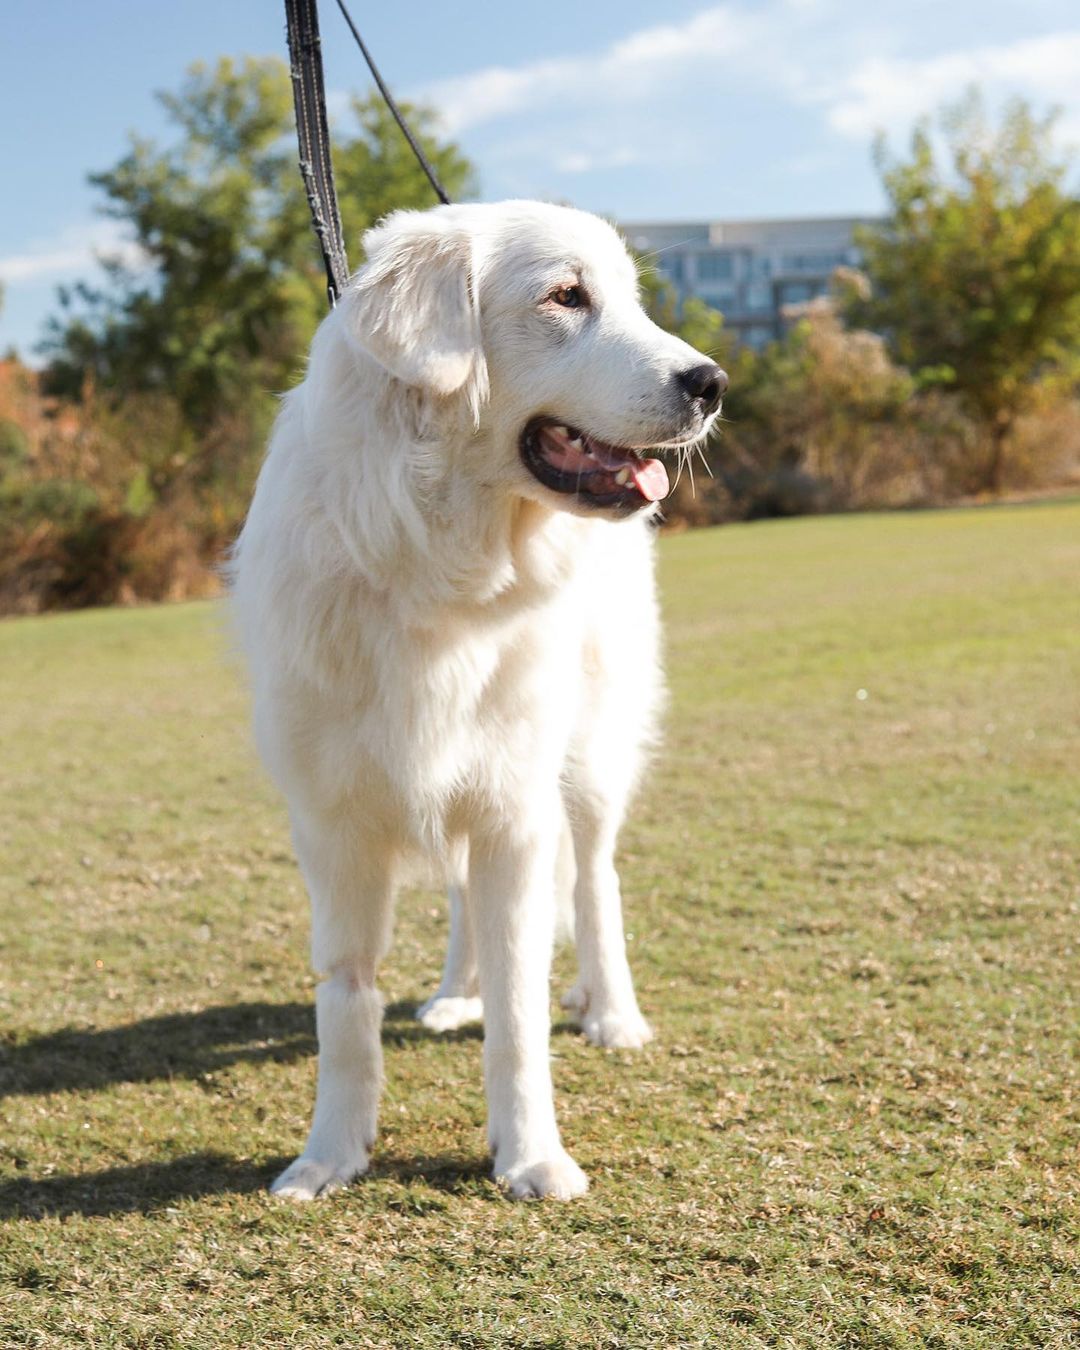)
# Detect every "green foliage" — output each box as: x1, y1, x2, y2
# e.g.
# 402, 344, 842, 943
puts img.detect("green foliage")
726, 300, 916, 500
123, 465, 155, 518
0, 418, 30, 474
11, 57, 477, 613
0, 476, 117, 613
625, 241, 1077, 526
14, 74, 1080, 609
41, 56, 476, 433
334, 95, 477, 243
0, 478, 100, 531
637, 261, 733, 366
846, 92, 1080, 489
